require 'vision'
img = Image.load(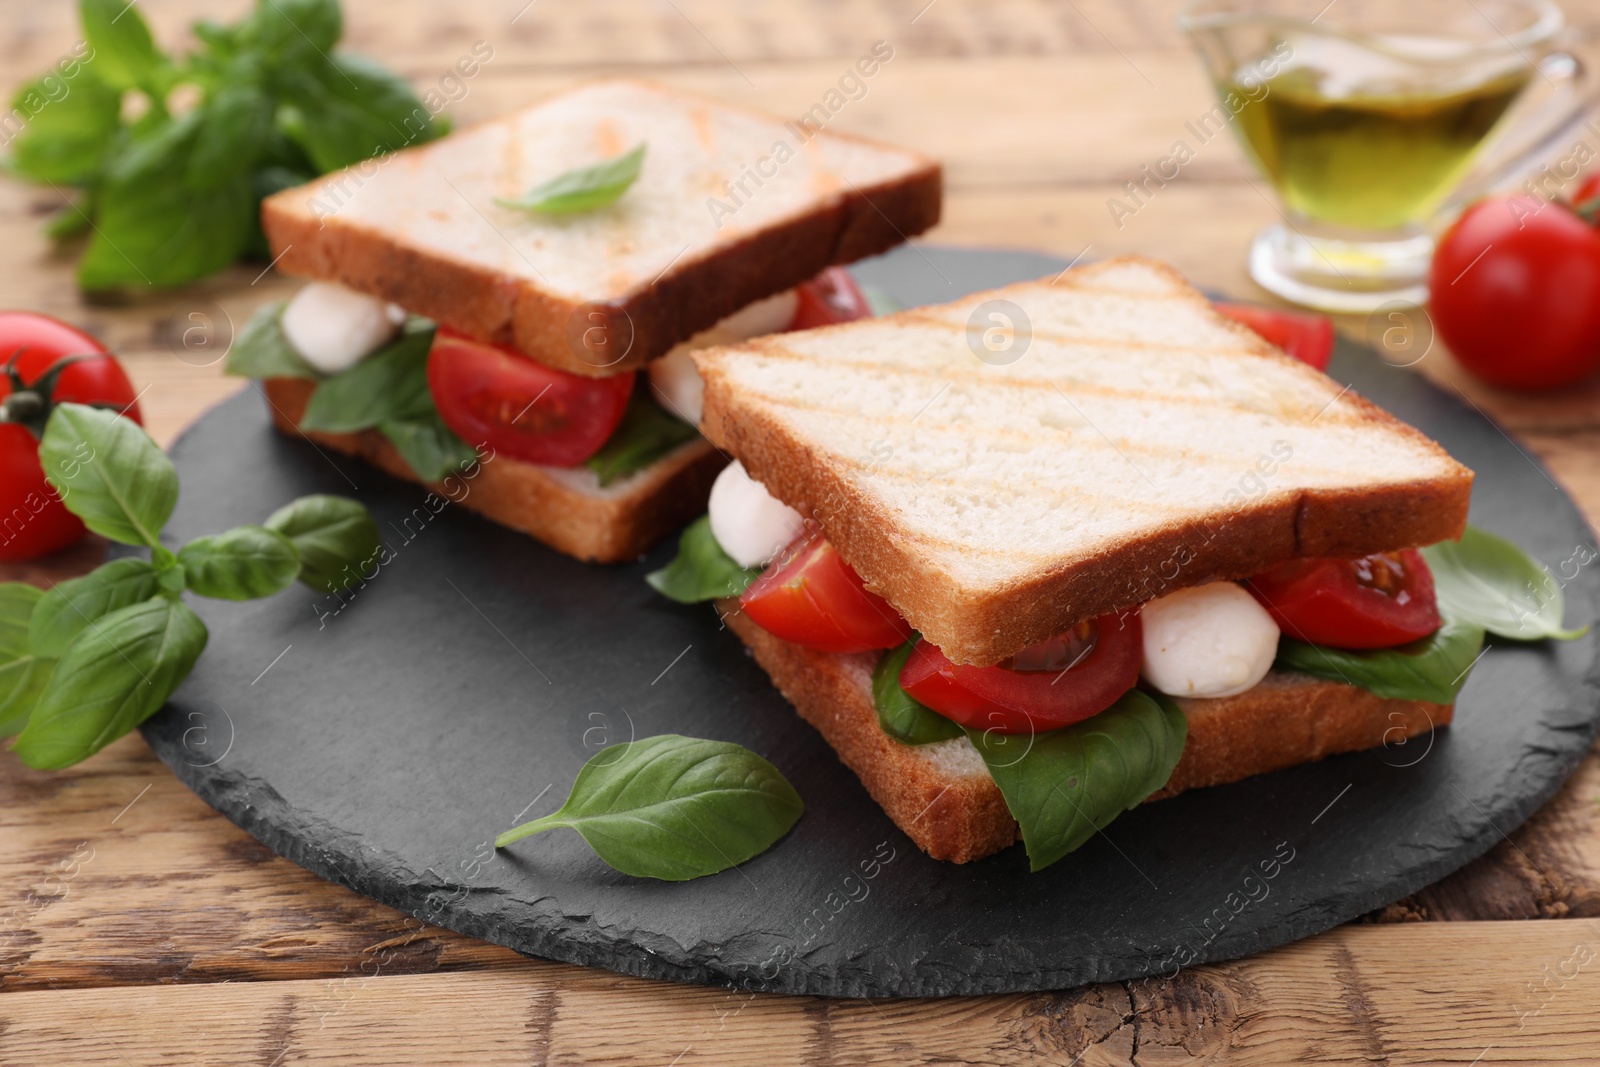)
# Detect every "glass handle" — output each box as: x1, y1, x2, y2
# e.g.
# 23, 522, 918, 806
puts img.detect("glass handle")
1439, 50, 1598, 217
